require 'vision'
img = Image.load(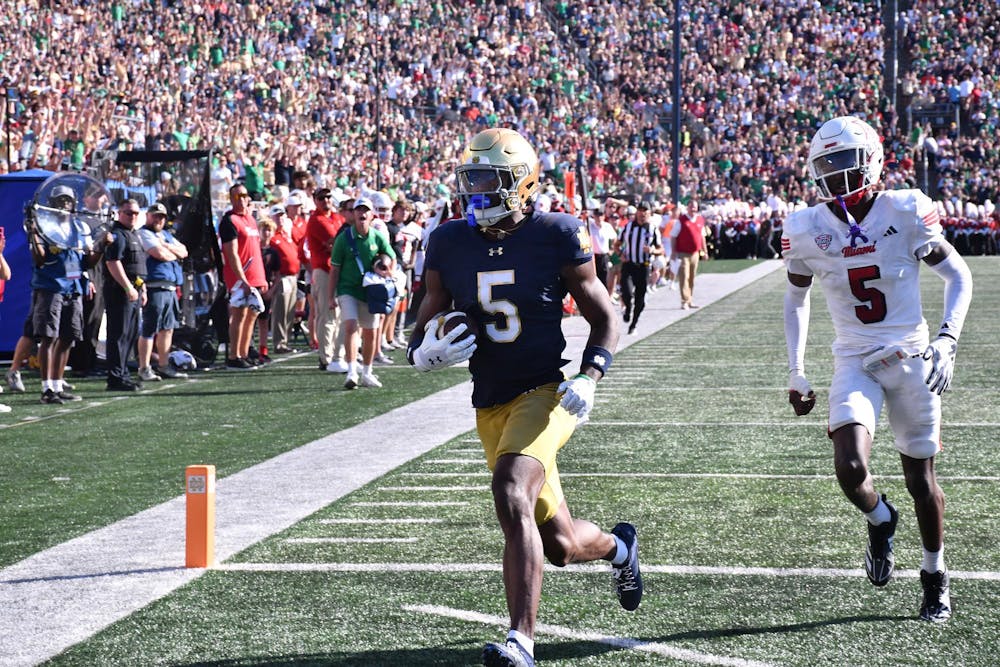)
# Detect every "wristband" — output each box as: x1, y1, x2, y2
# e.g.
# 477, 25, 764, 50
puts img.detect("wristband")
580, 345, 613, 376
